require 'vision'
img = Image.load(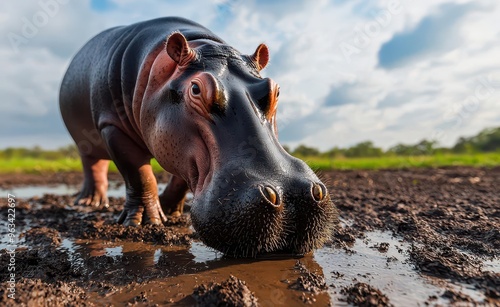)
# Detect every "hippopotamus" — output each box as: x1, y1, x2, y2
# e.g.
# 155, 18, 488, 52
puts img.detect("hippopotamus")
59, 17, 337, 257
